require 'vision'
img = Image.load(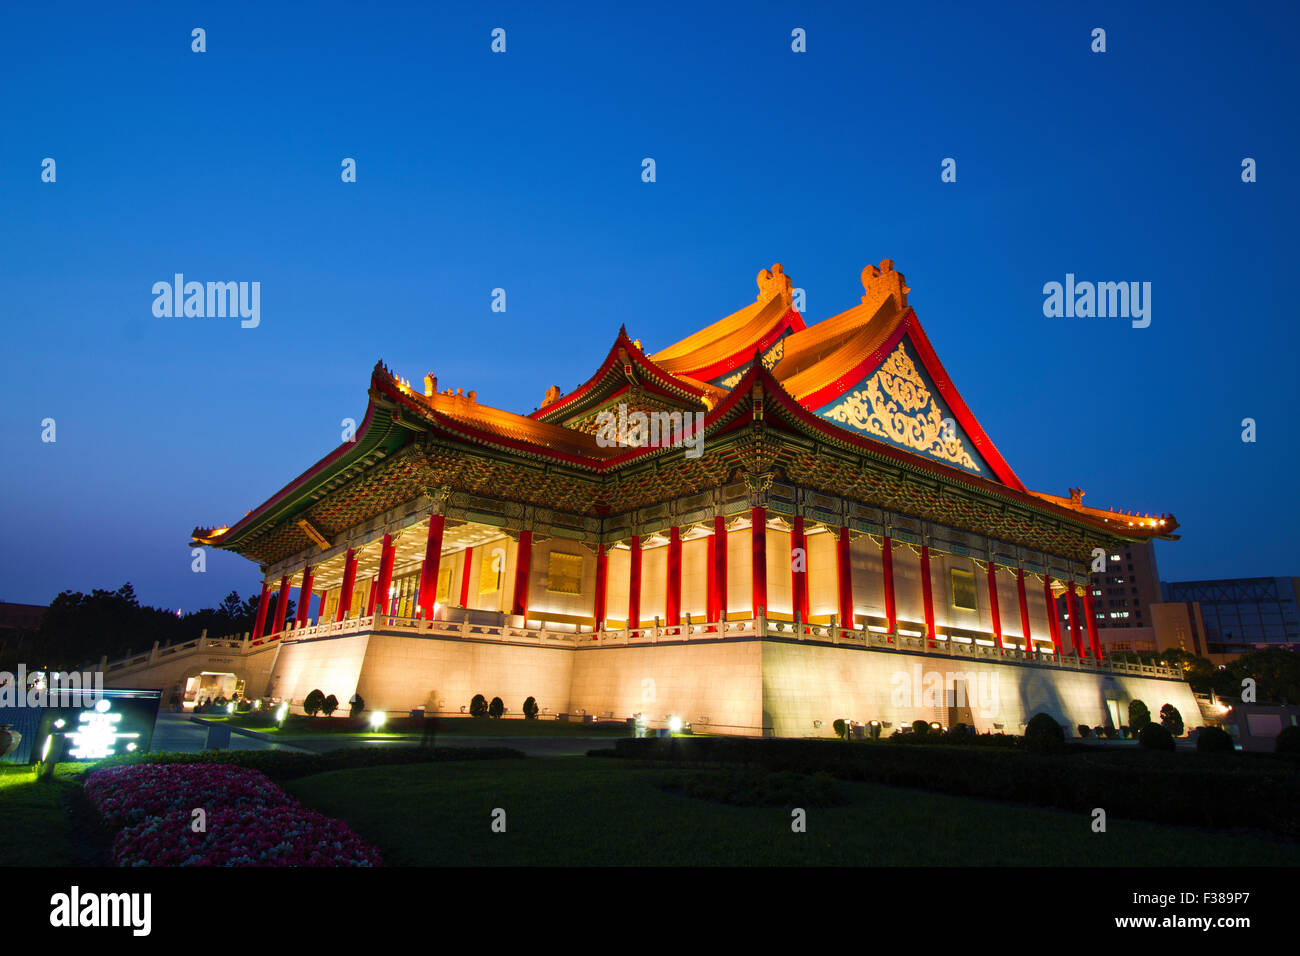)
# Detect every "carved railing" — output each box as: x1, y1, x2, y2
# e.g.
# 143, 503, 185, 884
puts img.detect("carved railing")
98, 611, 1181, 681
